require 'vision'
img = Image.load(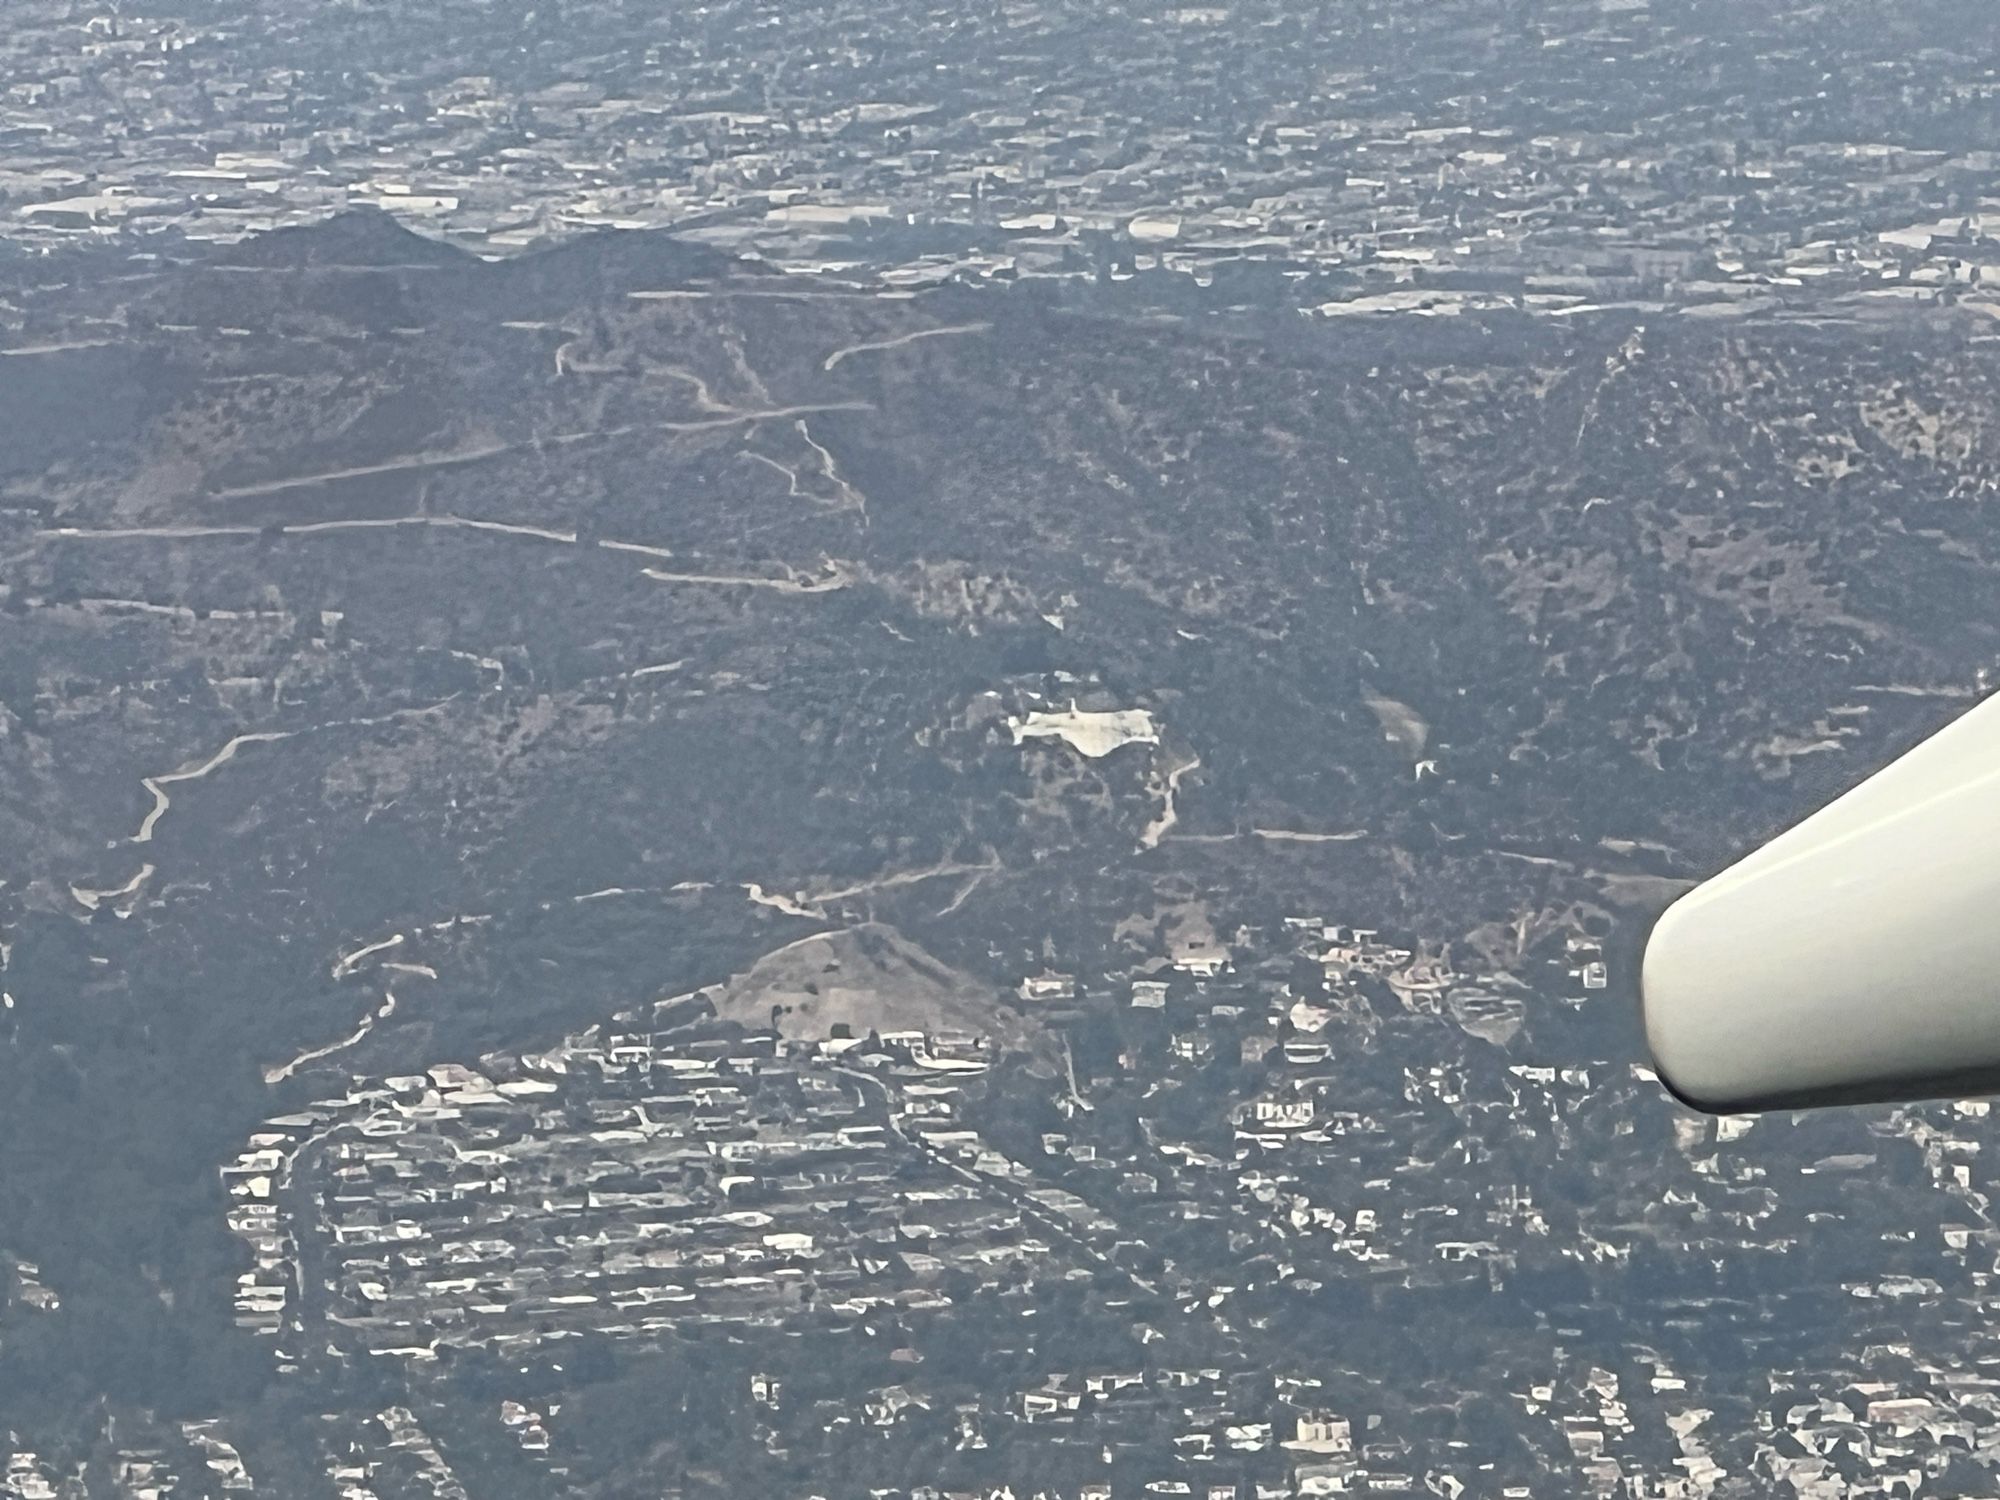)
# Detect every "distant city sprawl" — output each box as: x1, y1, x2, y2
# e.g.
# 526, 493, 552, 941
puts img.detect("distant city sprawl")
3, 0, 2000, 319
